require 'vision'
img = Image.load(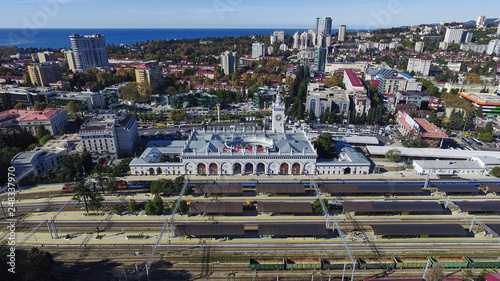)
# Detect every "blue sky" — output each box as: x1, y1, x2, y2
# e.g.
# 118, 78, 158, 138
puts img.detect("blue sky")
0, 0, 498, 29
